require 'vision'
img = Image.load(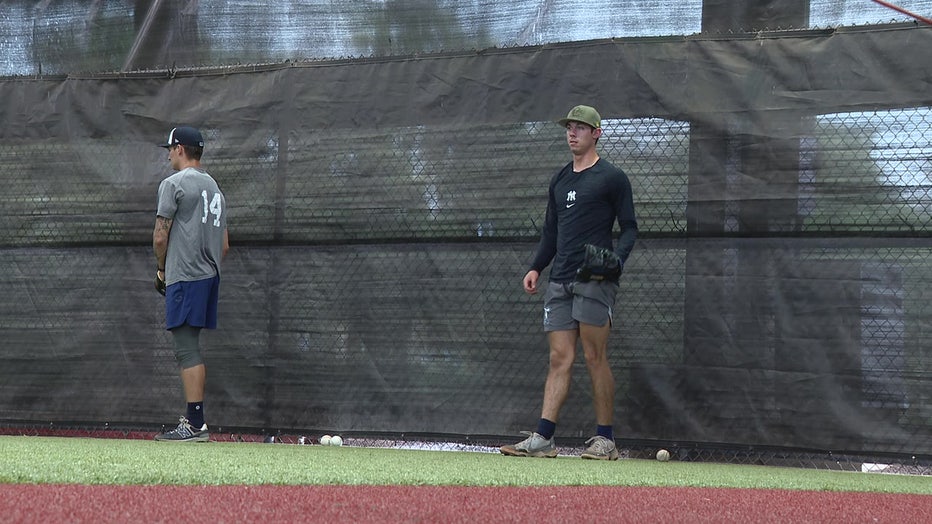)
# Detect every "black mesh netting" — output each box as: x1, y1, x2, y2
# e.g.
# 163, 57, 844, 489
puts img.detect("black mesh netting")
1, 2, 932, 472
